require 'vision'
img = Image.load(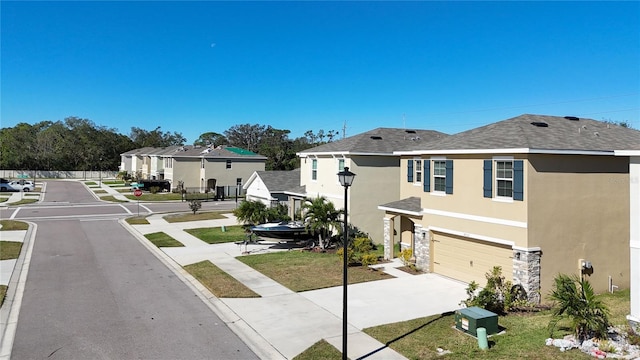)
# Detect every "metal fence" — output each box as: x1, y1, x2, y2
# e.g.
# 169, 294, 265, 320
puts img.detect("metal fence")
180, 185, 244, 202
